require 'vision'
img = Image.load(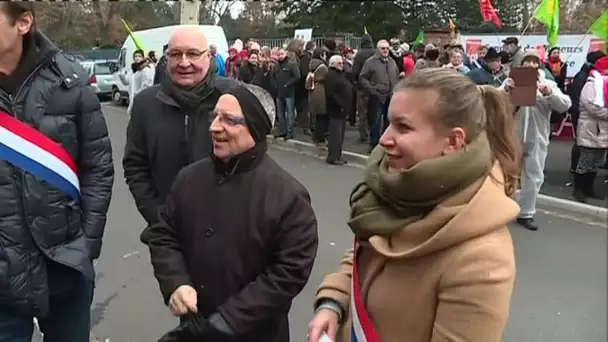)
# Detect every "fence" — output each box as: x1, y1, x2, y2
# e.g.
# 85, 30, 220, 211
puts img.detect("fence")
229, 36, 363, 50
